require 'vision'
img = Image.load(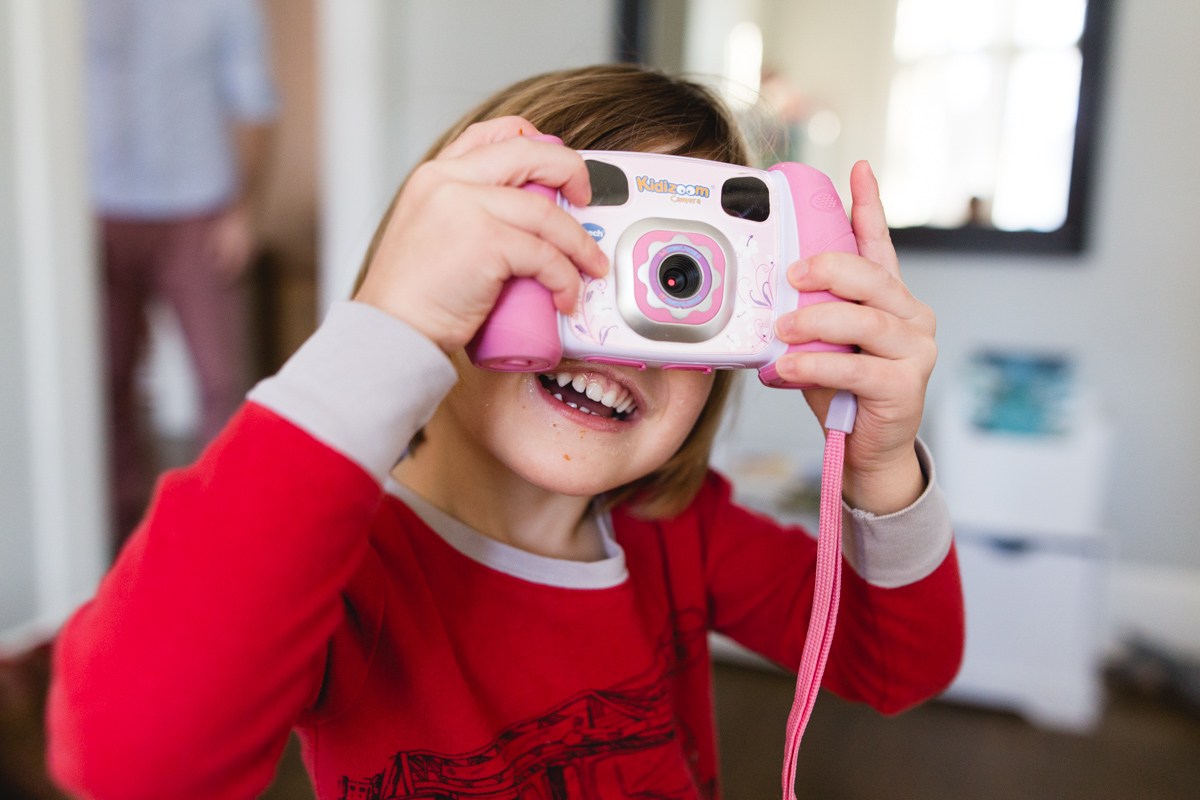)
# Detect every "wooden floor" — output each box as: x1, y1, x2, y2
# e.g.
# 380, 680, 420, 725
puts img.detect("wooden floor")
4, 649, 1199, 799
714, 662, 1200, 800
